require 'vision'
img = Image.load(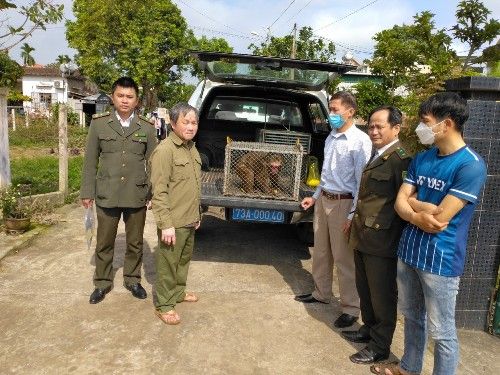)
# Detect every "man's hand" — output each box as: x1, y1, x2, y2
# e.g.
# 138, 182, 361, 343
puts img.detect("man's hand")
408, 195, 443, 215
146, 200, 152, 210
410, 212, 448, 234
301, 197, 316, 210
161, 227, 176, 246
81, 198, 94, 209
195, 221, 201, 230
342, 219, 352, 236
